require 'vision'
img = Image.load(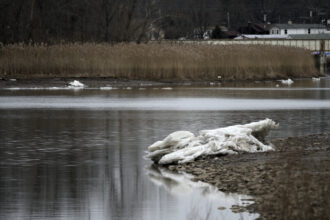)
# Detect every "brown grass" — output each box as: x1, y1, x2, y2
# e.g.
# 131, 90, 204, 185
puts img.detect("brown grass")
0, 43, 319, 80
